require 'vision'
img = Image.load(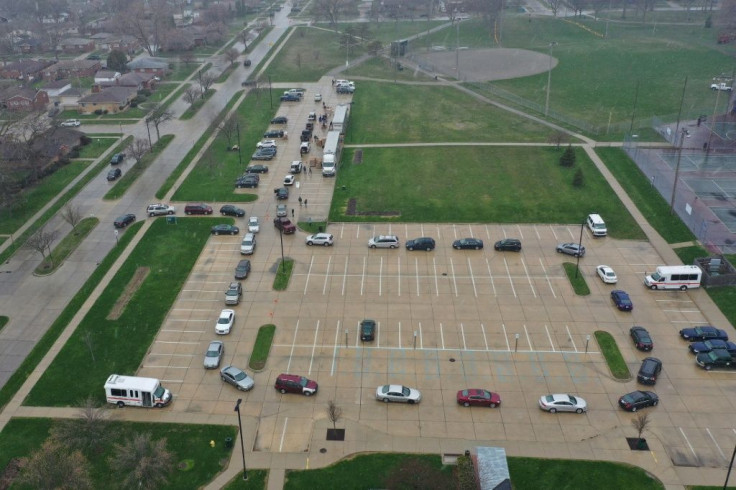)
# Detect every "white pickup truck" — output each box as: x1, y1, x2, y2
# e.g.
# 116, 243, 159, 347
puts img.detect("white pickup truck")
710, 82, 732, 91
